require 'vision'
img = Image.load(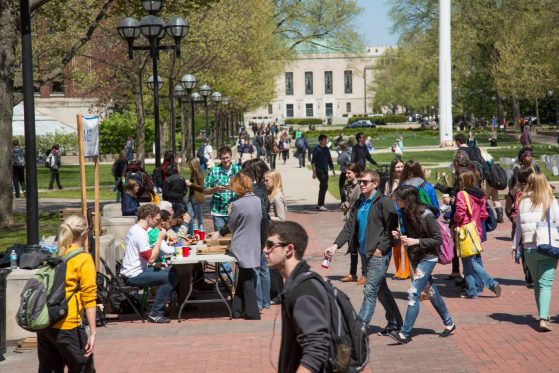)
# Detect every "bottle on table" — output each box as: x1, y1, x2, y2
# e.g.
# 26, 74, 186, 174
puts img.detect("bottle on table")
10, 250, 18, 270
